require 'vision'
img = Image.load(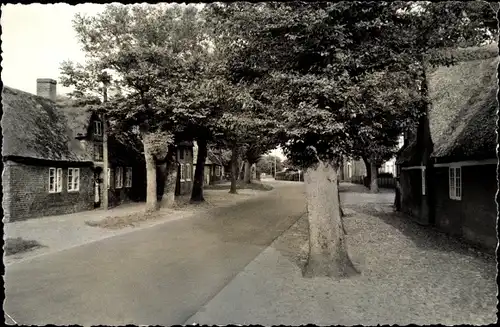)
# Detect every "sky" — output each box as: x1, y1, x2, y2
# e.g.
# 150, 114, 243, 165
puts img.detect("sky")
1, 4, 106, 95
1, 3, 287, 160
